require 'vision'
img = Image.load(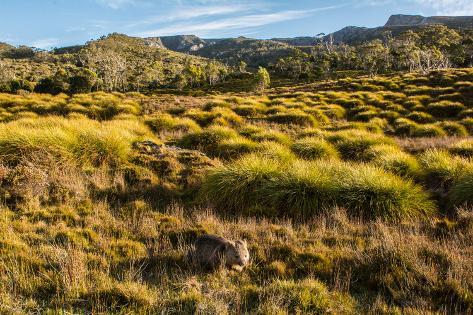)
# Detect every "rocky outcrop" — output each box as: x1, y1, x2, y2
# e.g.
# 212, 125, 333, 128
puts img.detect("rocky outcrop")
385, 14, 473, 28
